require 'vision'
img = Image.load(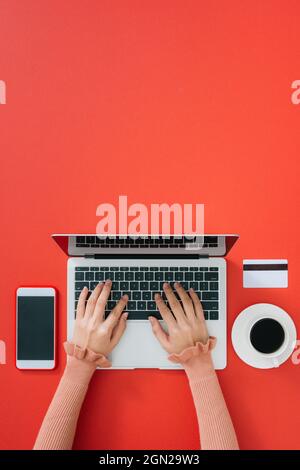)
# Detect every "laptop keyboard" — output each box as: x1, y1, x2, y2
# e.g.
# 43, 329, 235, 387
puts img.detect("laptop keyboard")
74, 266, 220, 321
75, 235, 218, 249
